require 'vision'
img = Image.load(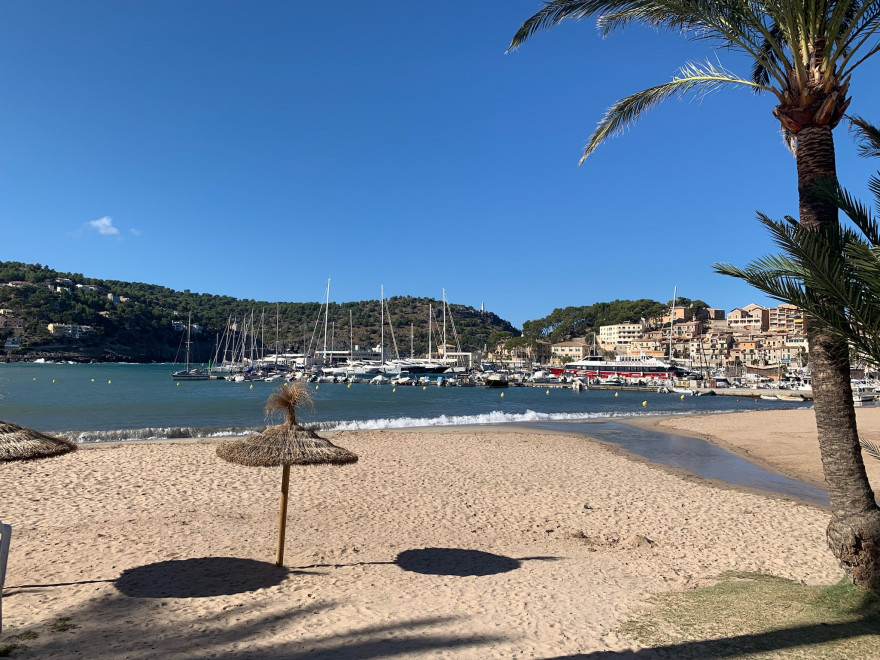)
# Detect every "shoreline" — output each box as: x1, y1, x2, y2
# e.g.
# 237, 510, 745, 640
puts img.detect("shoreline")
621, 407, 880, 495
